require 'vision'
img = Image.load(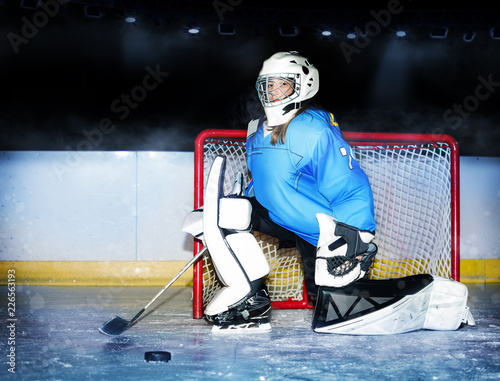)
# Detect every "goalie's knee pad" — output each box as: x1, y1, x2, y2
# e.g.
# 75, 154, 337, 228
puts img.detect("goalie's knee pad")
203, 156, 271, 320
315, 213, 377, 288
